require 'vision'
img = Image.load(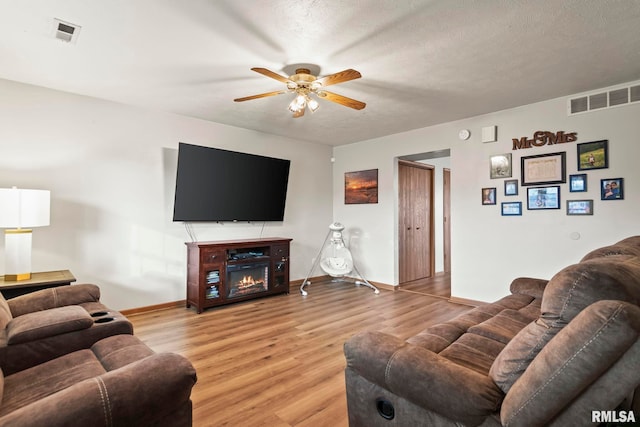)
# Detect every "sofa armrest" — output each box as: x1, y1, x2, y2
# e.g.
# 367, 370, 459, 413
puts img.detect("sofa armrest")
5, 305, 94, 345
0, 352, 197, 427
509, 277, 548, 299
8, 284, 101, 317
345, 331, 503, 426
